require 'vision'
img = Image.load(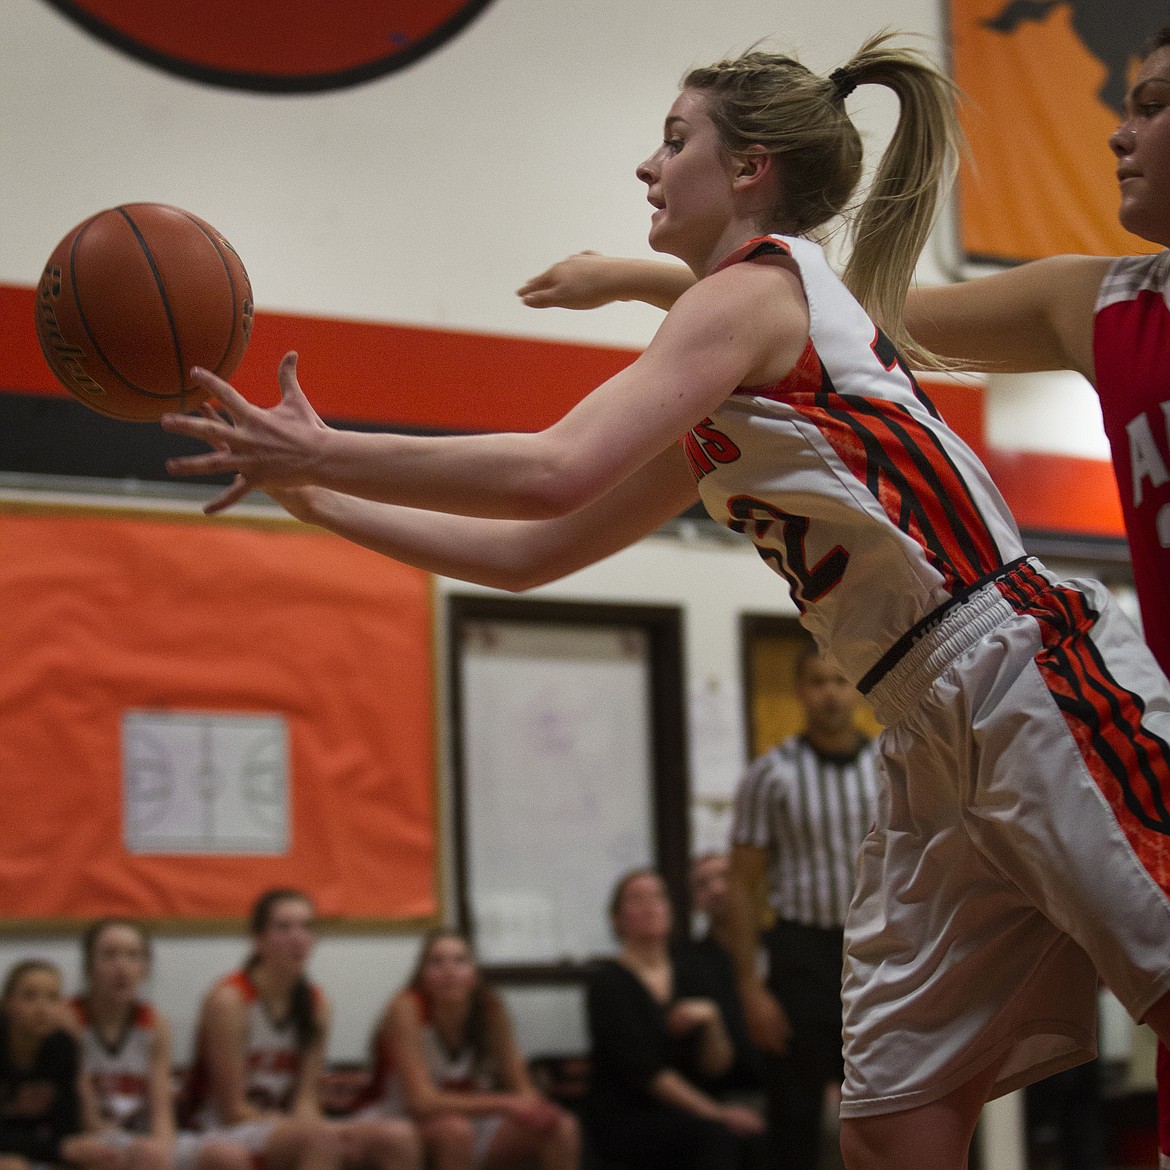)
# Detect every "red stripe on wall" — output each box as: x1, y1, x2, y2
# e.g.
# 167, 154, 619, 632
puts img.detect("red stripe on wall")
2, 282, 634, 432
979, 448, 1124, 538
1, 282, 1124, 537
